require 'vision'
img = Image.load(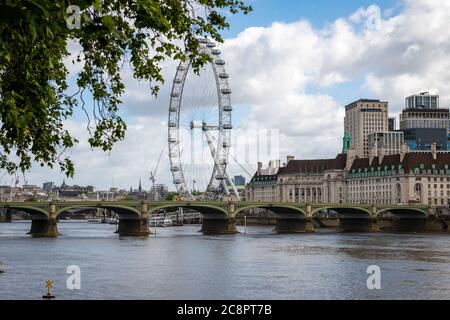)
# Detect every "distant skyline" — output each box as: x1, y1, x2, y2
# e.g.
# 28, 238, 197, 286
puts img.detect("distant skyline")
2, 0, 450, 191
